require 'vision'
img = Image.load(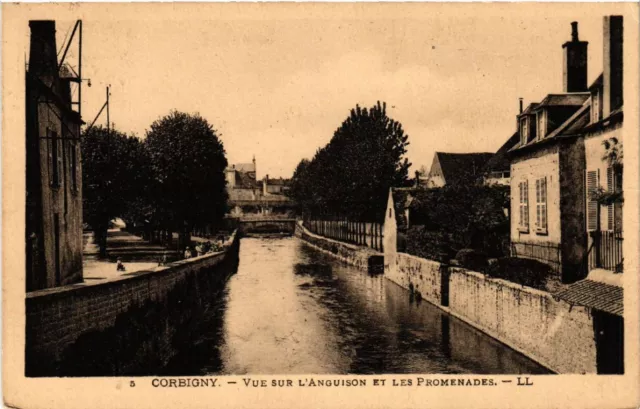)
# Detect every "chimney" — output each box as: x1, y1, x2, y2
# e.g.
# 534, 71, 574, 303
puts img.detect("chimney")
28, 21, 59, 82
414, 170, 420, 188
519, 98, 524, 114
562, 21, 588, 92
263, 174, 268, 196
603, 16, 623, 117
